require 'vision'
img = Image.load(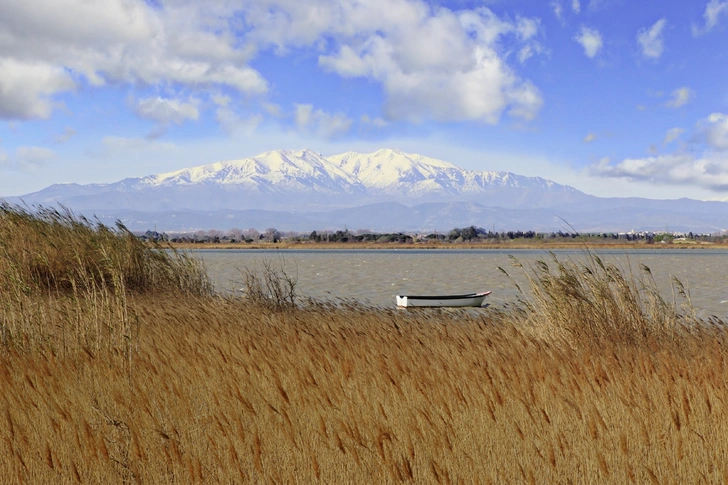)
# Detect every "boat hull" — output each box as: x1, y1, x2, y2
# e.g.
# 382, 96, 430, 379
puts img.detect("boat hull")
396, 291, 491, 308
